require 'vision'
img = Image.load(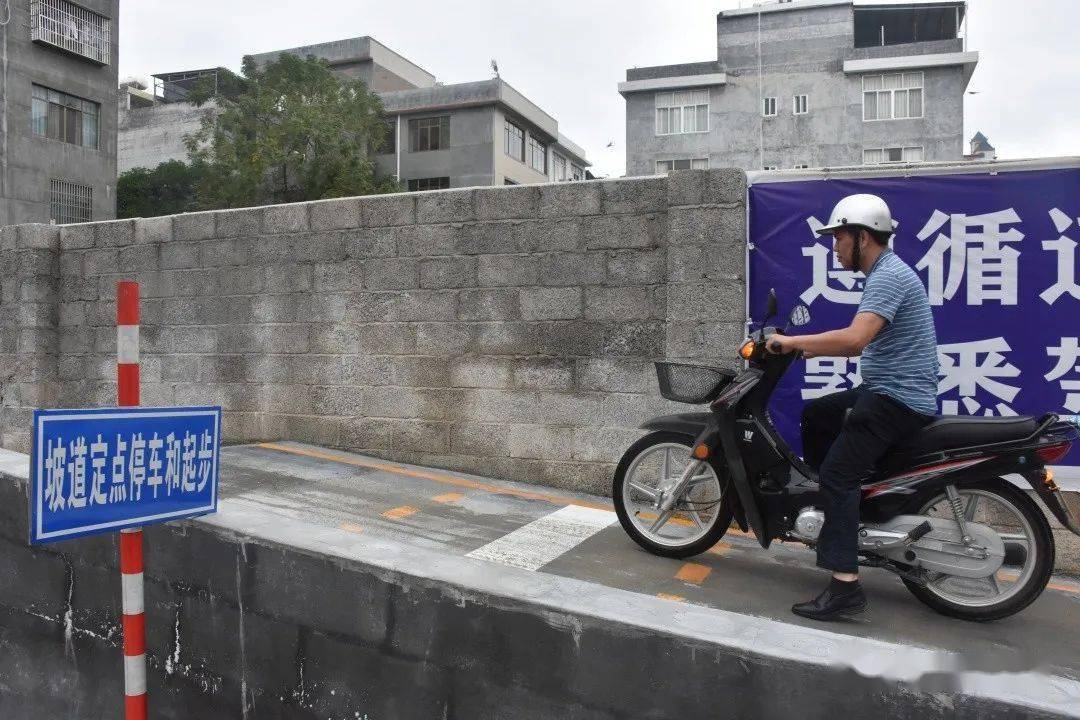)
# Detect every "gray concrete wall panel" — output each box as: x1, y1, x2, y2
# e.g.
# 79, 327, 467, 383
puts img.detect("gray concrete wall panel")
0, 171, 746, 496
